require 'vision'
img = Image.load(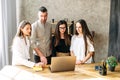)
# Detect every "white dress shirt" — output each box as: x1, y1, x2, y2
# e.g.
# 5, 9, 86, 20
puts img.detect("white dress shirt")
12, 36, 35, 68
70, 35, 94, 63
